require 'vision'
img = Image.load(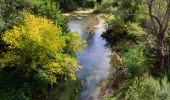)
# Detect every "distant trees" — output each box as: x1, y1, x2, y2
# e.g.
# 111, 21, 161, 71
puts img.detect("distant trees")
58, 0, 96, 11
96, 0, 102, 4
